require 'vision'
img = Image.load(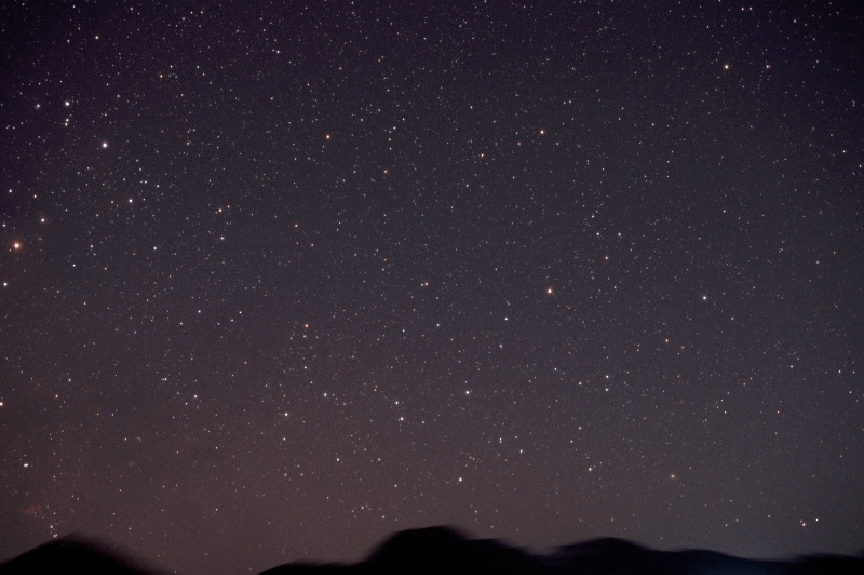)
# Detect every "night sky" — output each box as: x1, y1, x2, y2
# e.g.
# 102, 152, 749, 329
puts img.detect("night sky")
2, 1, 863, 573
